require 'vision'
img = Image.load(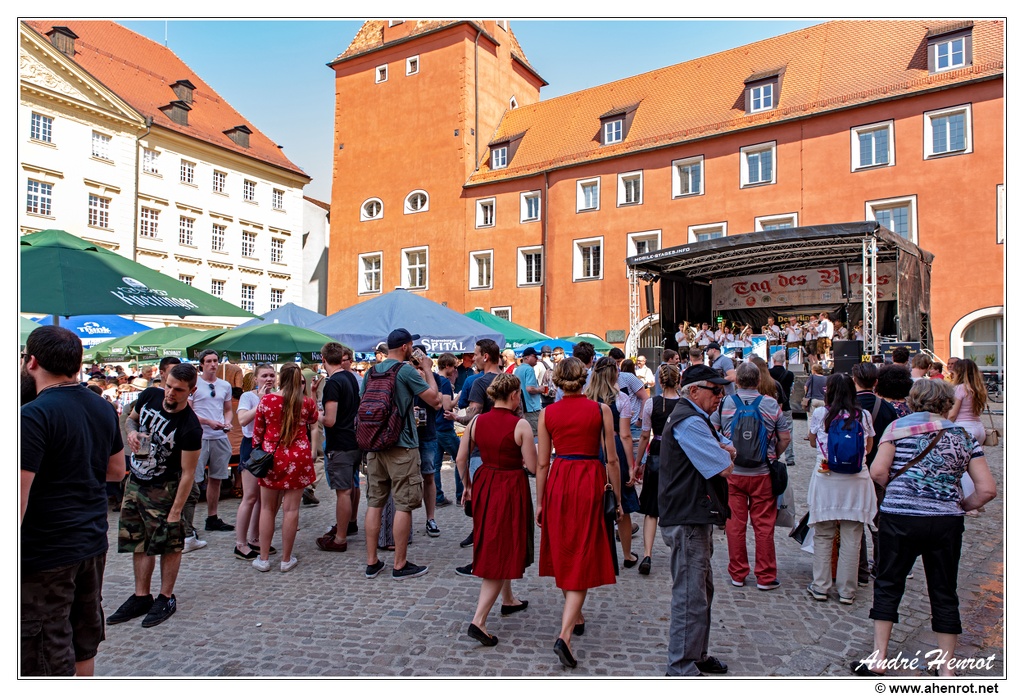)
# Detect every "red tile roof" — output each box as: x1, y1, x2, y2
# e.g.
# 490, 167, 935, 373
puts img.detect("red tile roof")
25, 20, 308, 179
303, 195, 330, 211
466, 20, 1003, 186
